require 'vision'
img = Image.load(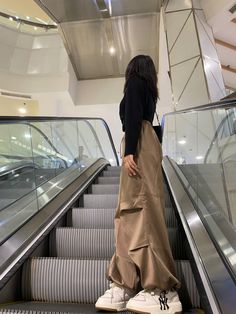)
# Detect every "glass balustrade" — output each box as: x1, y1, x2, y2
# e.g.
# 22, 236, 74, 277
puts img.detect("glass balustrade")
0, 117, 118, 244
163, 101, 236, 278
